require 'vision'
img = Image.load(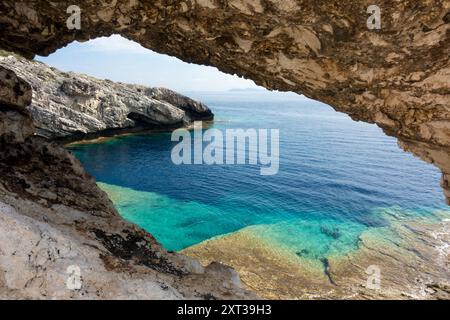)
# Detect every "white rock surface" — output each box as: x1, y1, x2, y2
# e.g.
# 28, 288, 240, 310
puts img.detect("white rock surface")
0, 54, 213, 140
